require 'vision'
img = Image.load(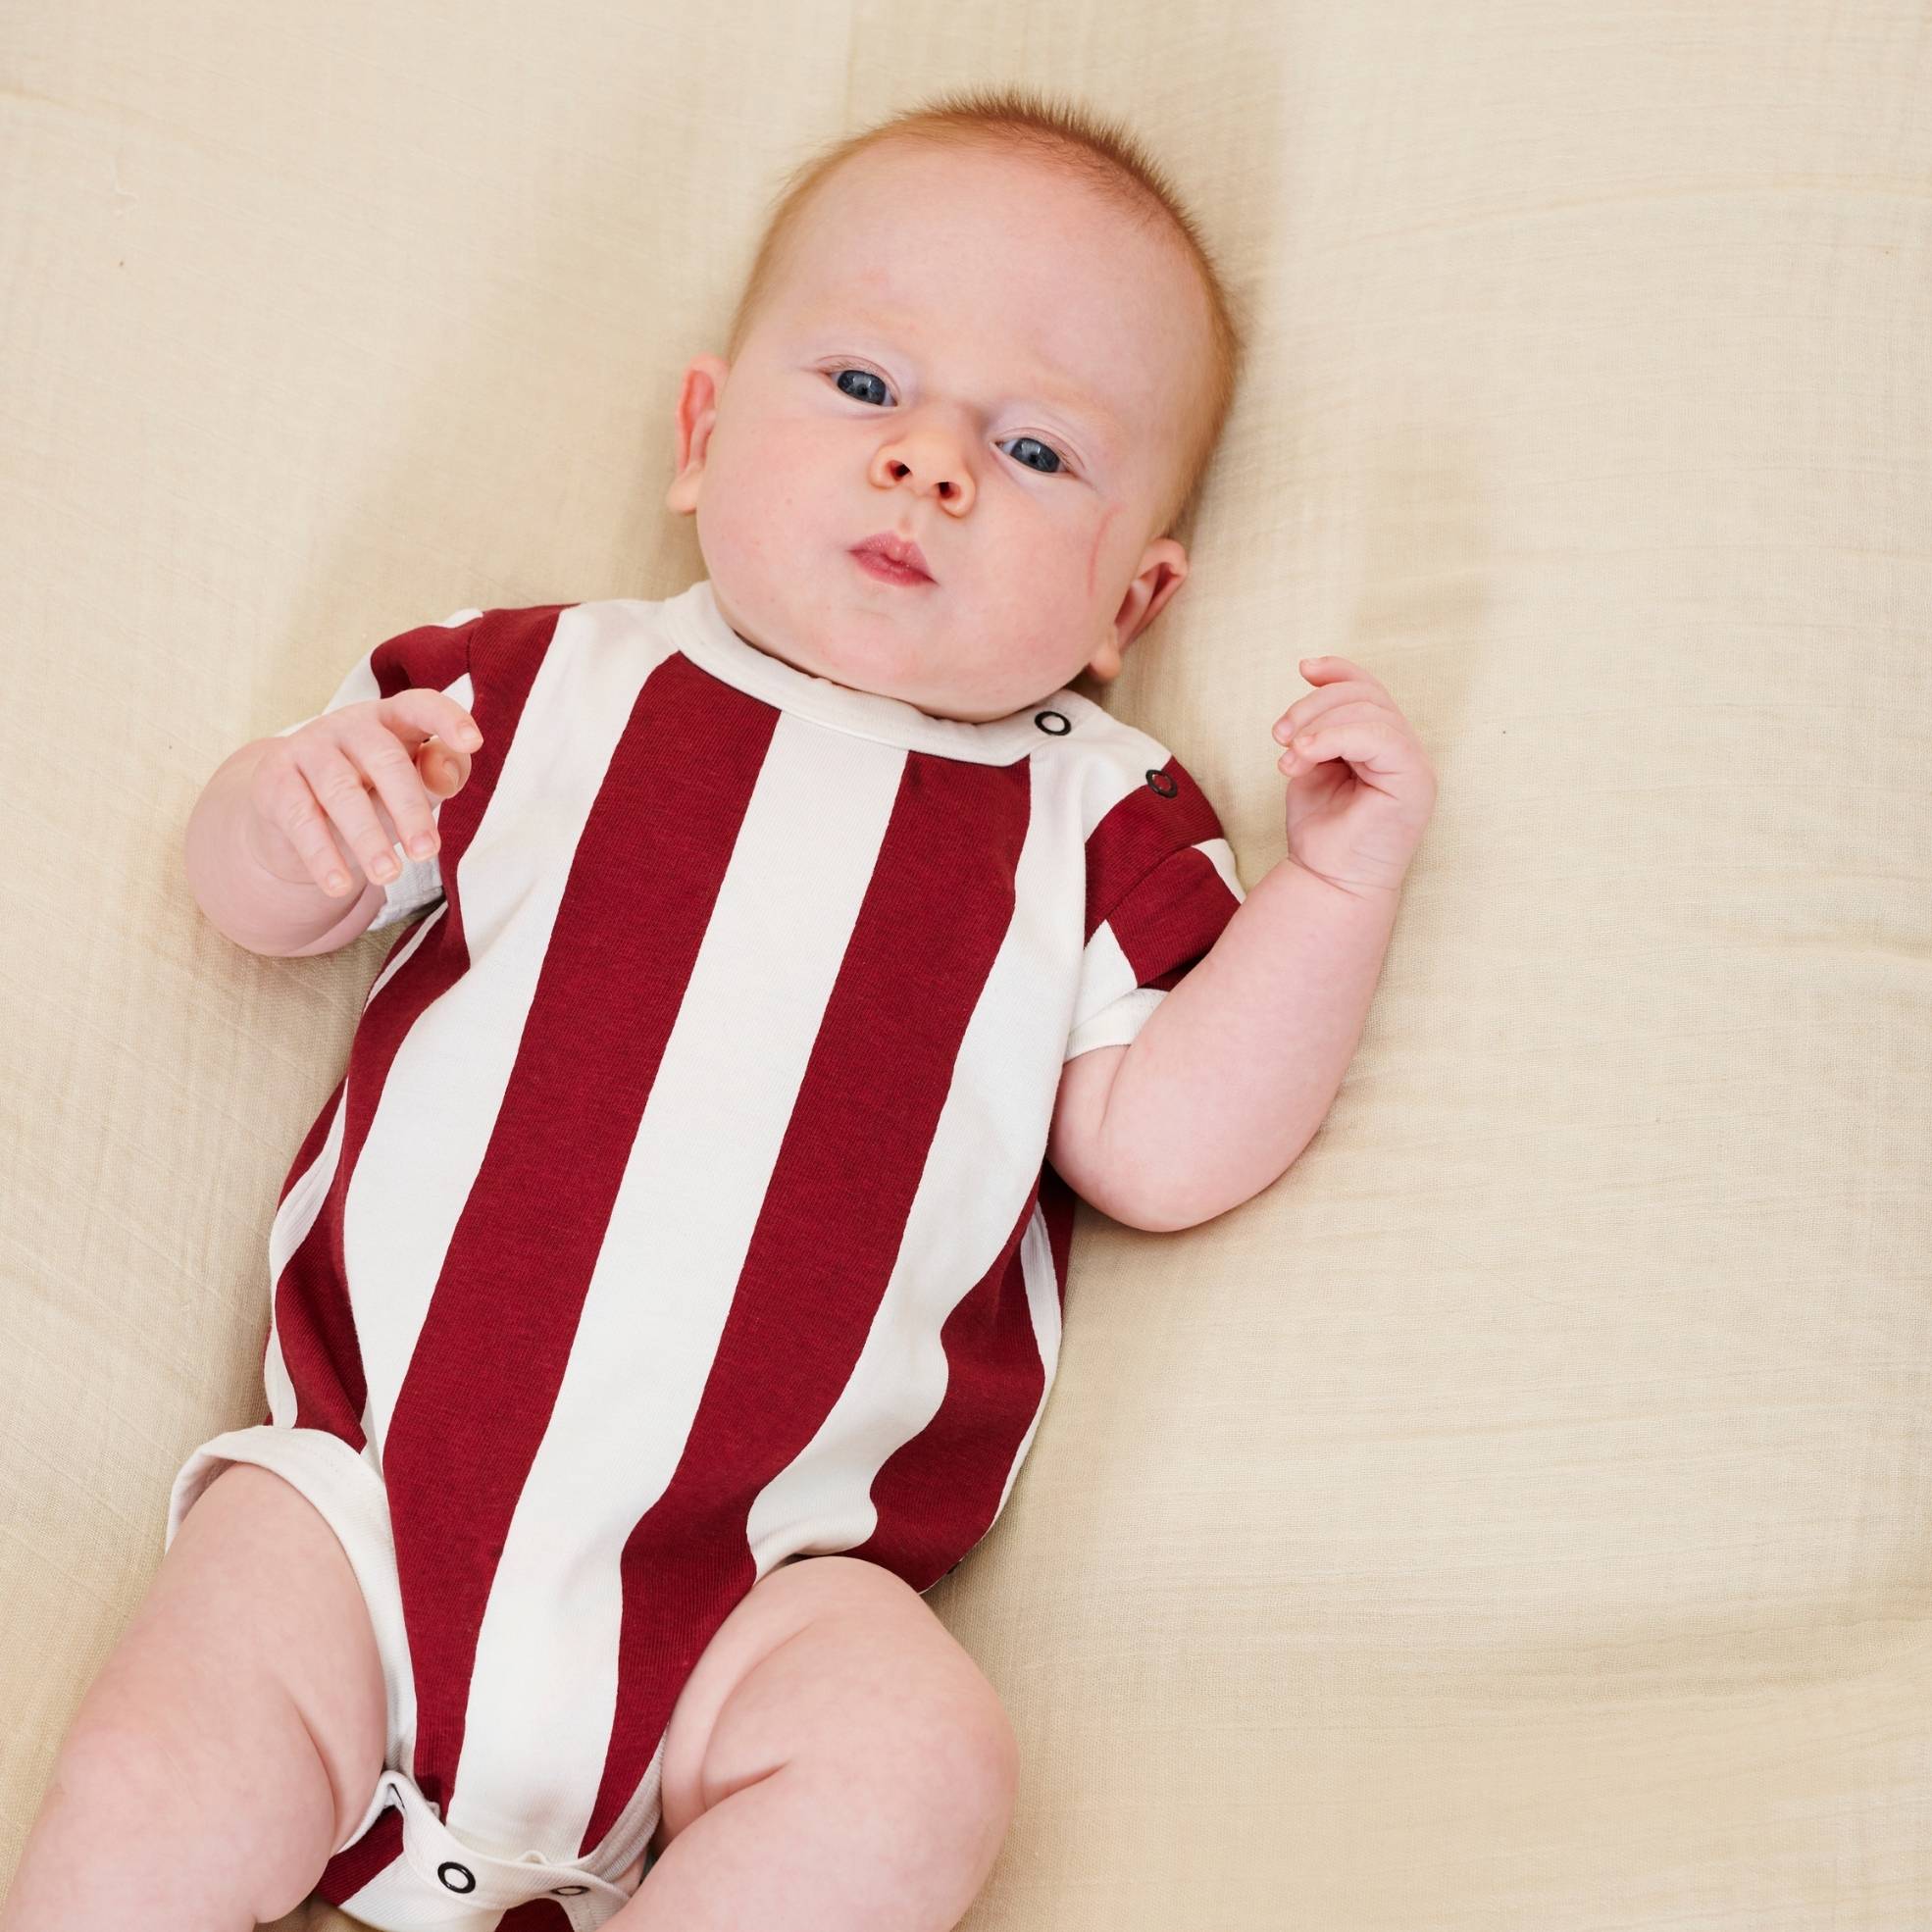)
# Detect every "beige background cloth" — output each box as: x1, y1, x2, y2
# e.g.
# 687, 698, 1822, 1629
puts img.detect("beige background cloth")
5, 2, 1930, 1927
